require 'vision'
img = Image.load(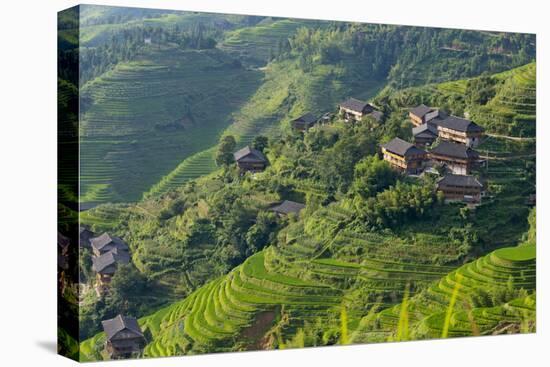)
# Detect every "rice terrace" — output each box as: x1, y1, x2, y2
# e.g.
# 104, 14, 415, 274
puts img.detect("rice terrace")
57, 4, 536, 361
